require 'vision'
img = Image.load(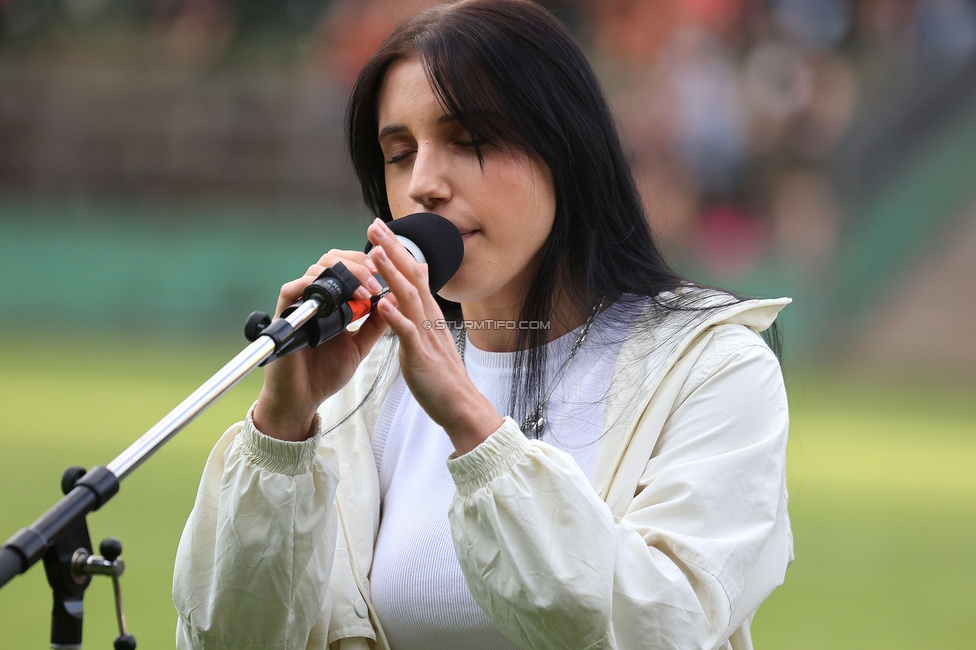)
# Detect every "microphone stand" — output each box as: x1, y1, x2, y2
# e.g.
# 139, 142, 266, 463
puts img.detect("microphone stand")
0, 263, 362, 649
